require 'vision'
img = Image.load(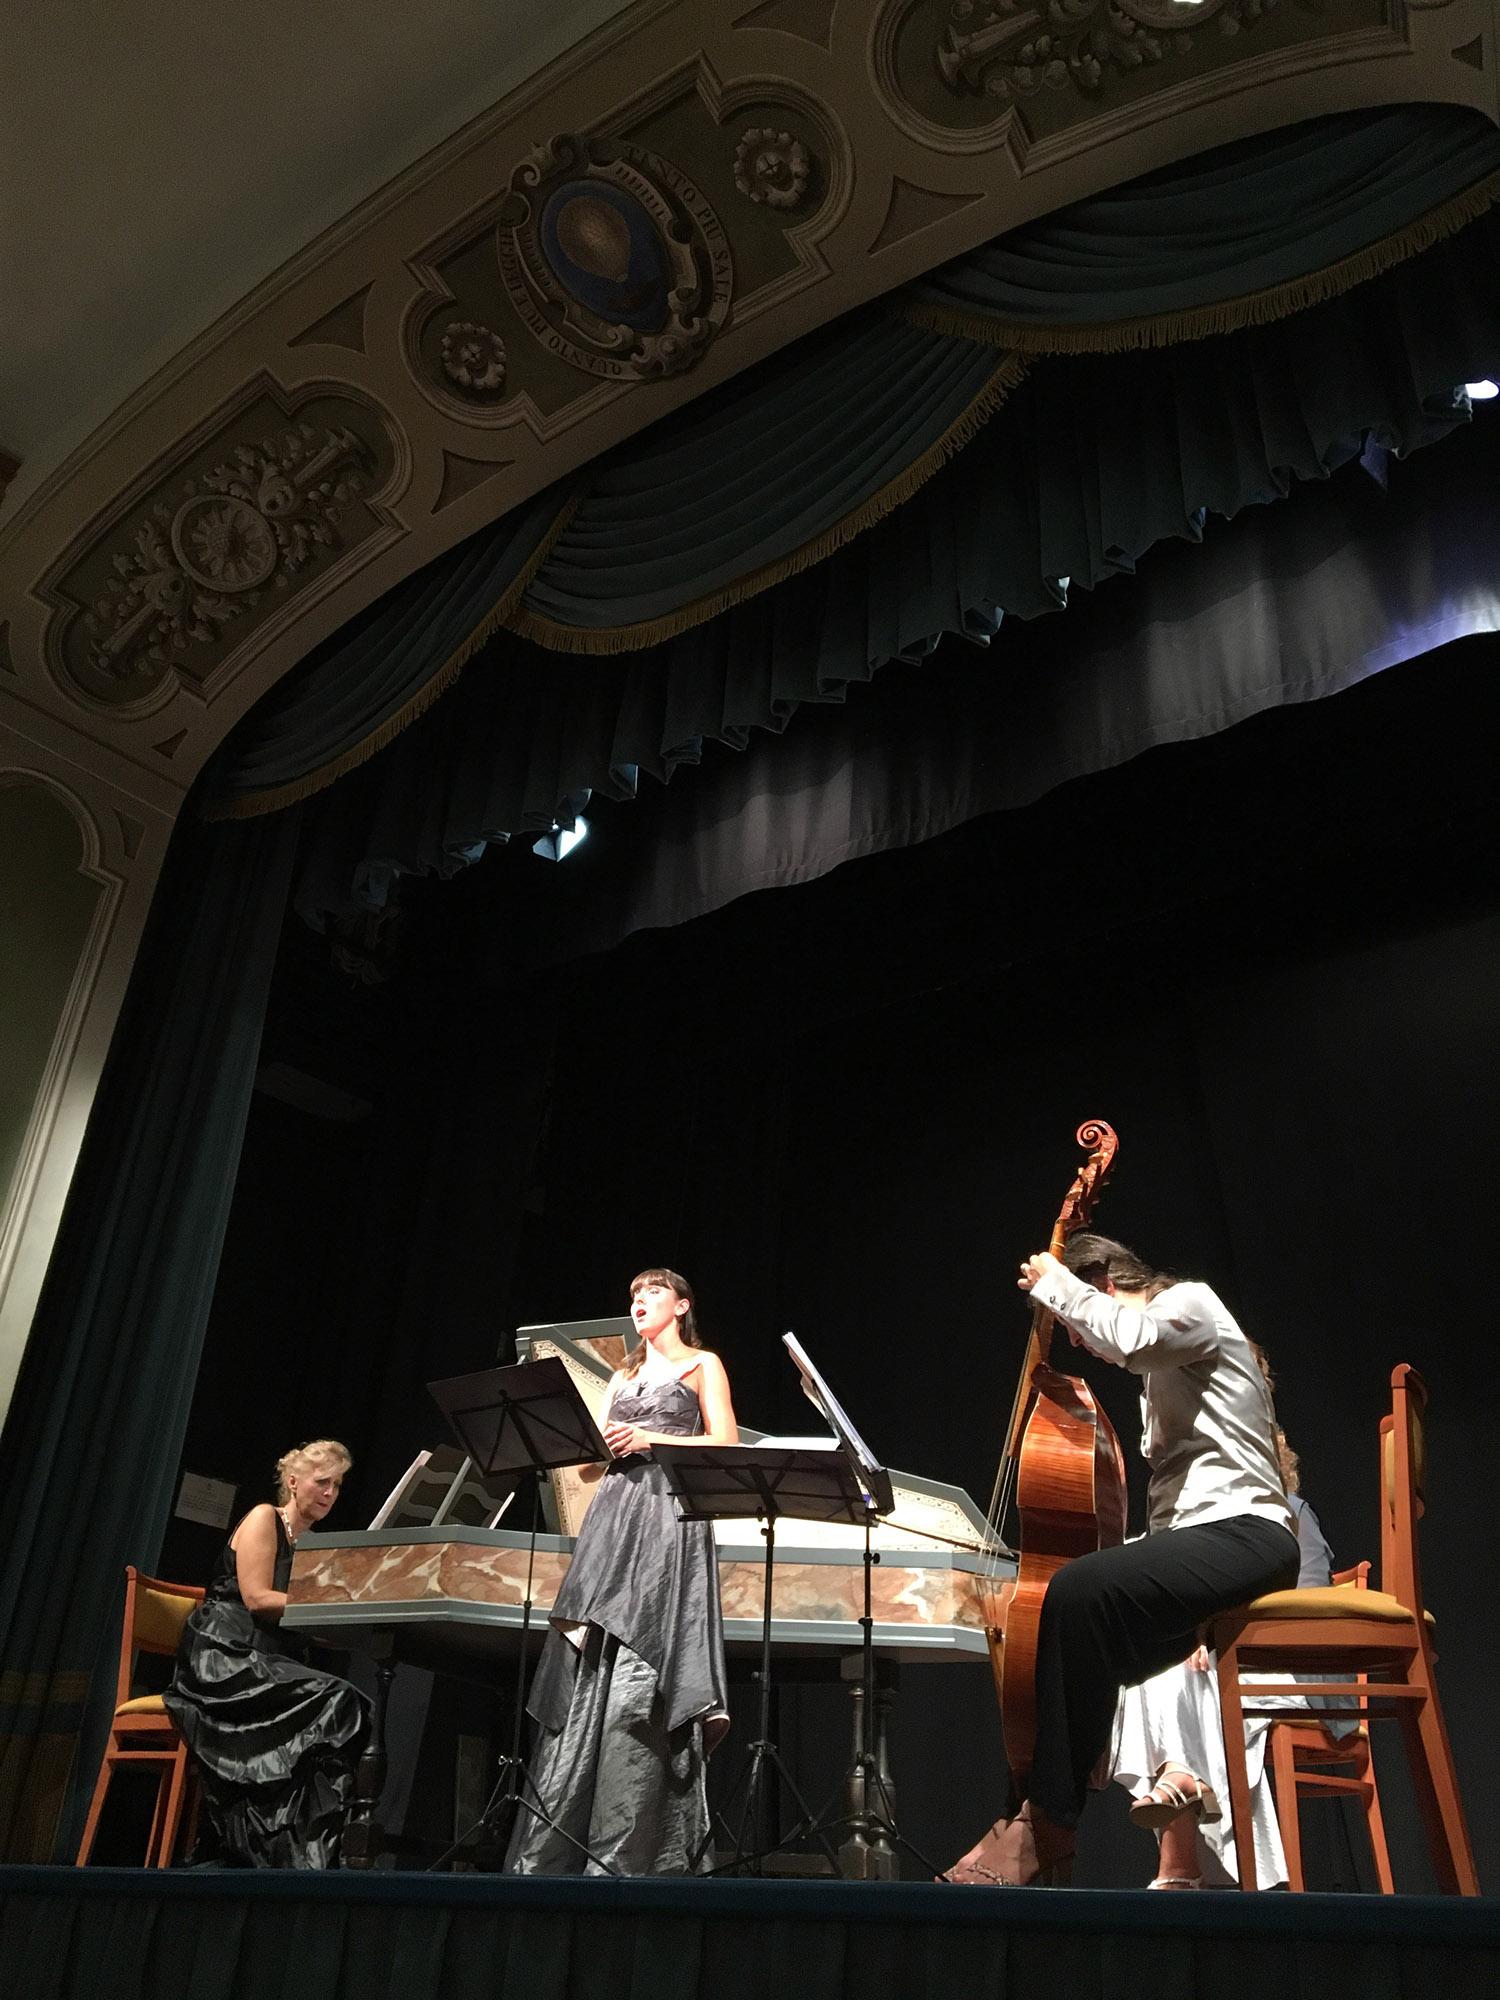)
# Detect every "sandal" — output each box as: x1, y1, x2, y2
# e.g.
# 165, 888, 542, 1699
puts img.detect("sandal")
1129, 1766, 1221, 1833
938, 1804, 1074, 1888
938, 1859, 1011, 1887
1147, 1875, 1204, 1890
